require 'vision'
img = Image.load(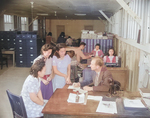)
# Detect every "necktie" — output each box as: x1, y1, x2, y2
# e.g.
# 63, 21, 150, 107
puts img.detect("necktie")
94, 73, 99, 86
